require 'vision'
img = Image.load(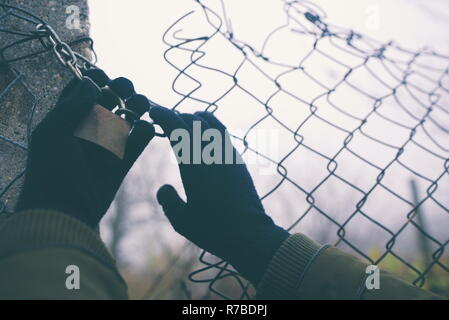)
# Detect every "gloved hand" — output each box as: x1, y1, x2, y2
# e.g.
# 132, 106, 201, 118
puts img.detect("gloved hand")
150, 107, 289, 285
16, 77, 155, 228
